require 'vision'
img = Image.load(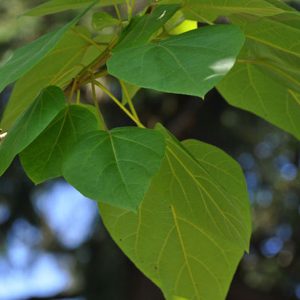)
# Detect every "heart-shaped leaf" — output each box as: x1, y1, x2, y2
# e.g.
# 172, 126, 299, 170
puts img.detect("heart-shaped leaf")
62, 127, 166, 210
100, 124, 251, 299
20, 105, 101, 183
108, 25, 245, 97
